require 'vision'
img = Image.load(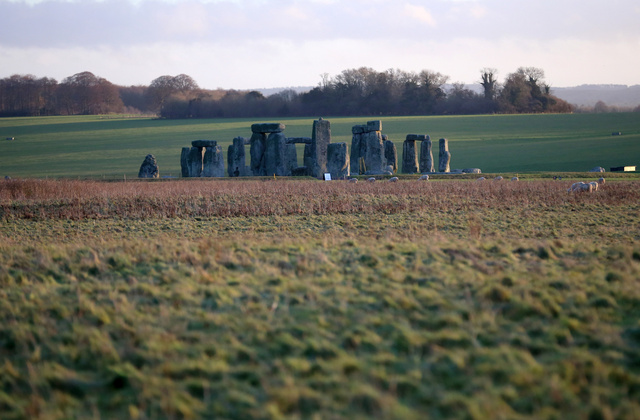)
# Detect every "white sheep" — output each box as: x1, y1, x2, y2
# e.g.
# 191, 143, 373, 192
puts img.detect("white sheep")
388, 177, 399, 182
419, 174, 429, 181
569, 182, 594, 193
367, 177, 376, 183
511, 176, 519, 181
494, 176, 504, 181
598, 177, 605, 186
348, 178, 358, 183
476, 177, 486, 181
589, 181, 598, 191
